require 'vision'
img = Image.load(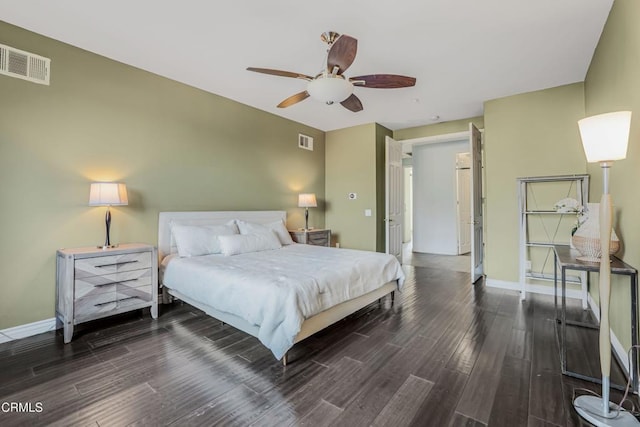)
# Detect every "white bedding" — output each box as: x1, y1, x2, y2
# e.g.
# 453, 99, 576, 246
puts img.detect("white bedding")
161, 243, 405, 359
